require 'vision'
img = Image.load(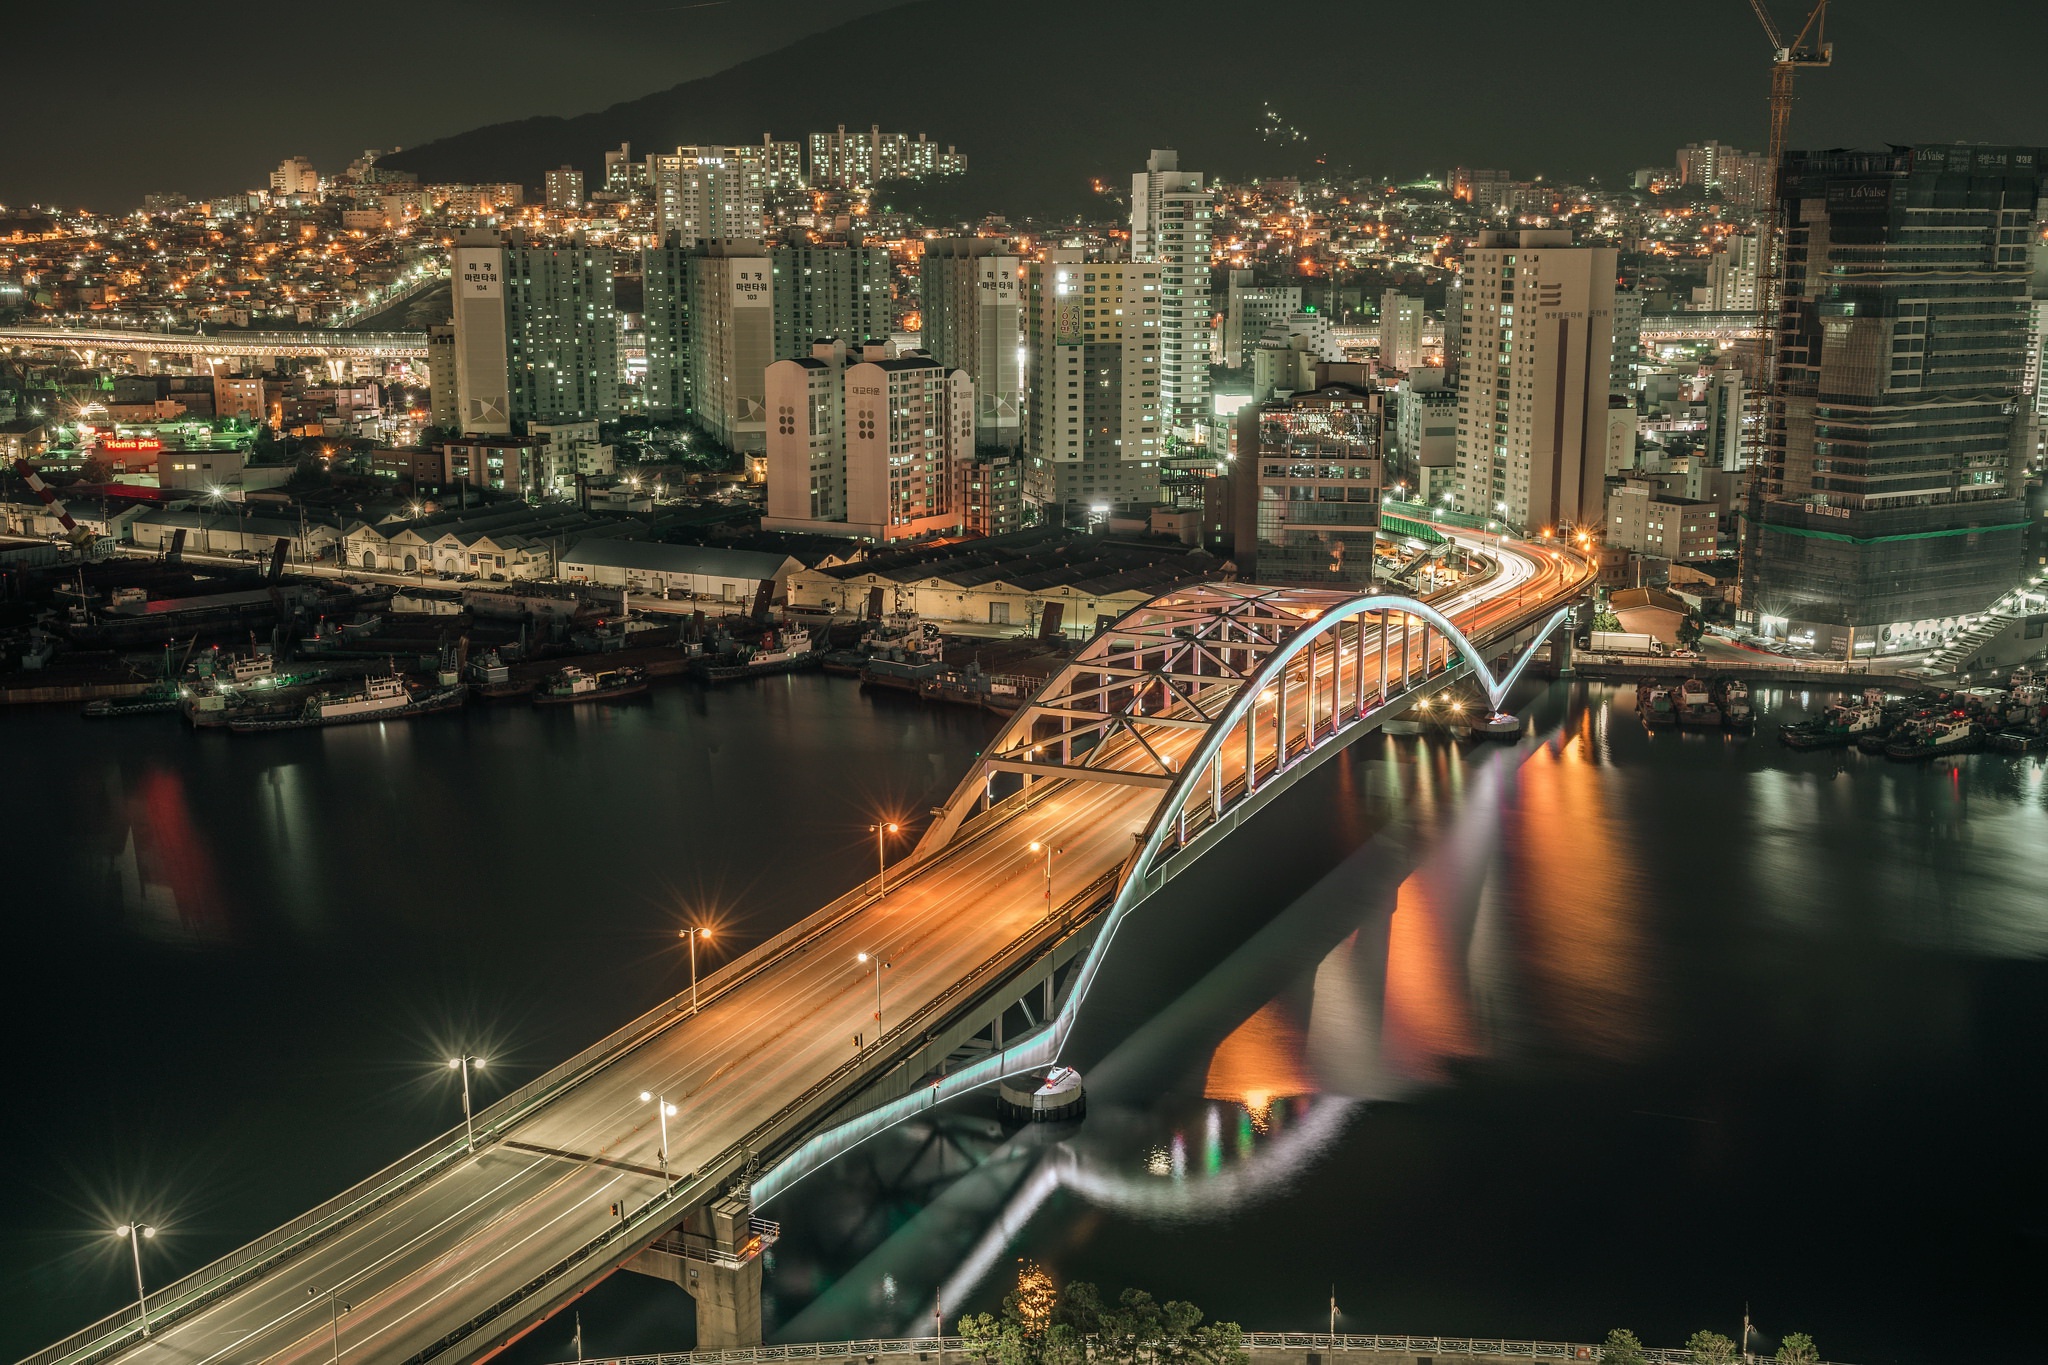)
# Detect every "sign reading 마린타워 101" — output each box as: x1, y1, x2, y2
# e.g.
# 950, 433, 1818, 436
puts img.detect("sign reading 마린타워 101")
456, 249, 503, 298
